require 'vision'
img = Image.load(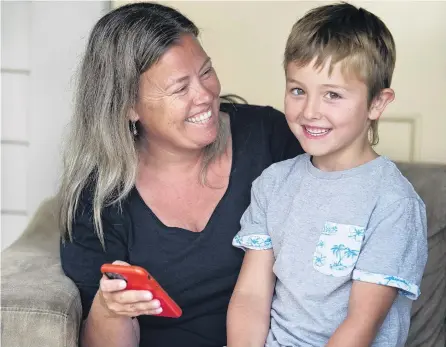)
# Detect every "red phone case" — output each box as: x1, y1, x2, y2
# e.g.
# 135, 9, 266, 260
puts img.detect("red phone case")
100, 264, 182, 318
